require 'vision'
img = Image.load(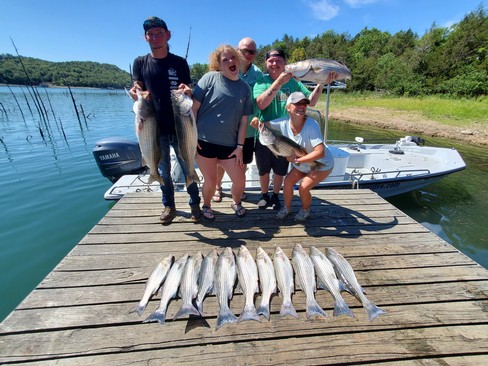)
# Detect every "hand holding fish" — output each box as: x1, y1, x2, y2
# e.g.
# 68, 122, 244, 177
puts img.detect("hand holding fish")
129, 83, 151, 101
250, 117, 261, 130
178, 83, 192, 98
